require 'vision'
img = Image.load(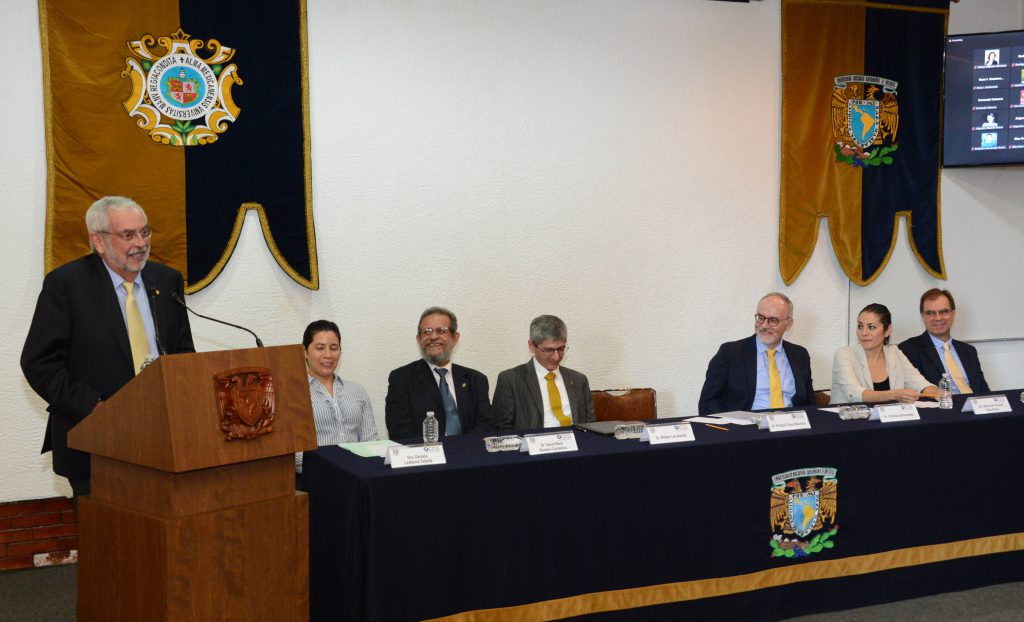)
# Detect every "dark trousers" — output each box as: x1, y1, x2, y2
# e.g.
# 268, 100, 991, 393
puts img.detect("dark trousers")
69, 478, 90, 511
